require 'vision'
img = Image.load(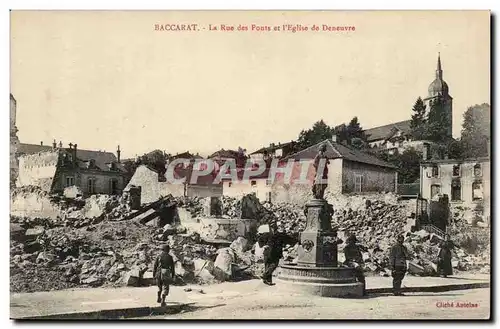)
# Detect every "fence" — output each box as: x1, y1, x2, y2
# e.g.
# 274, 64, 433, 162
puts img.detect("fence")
421, 224, 446, 238
397, 182, 420, 196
